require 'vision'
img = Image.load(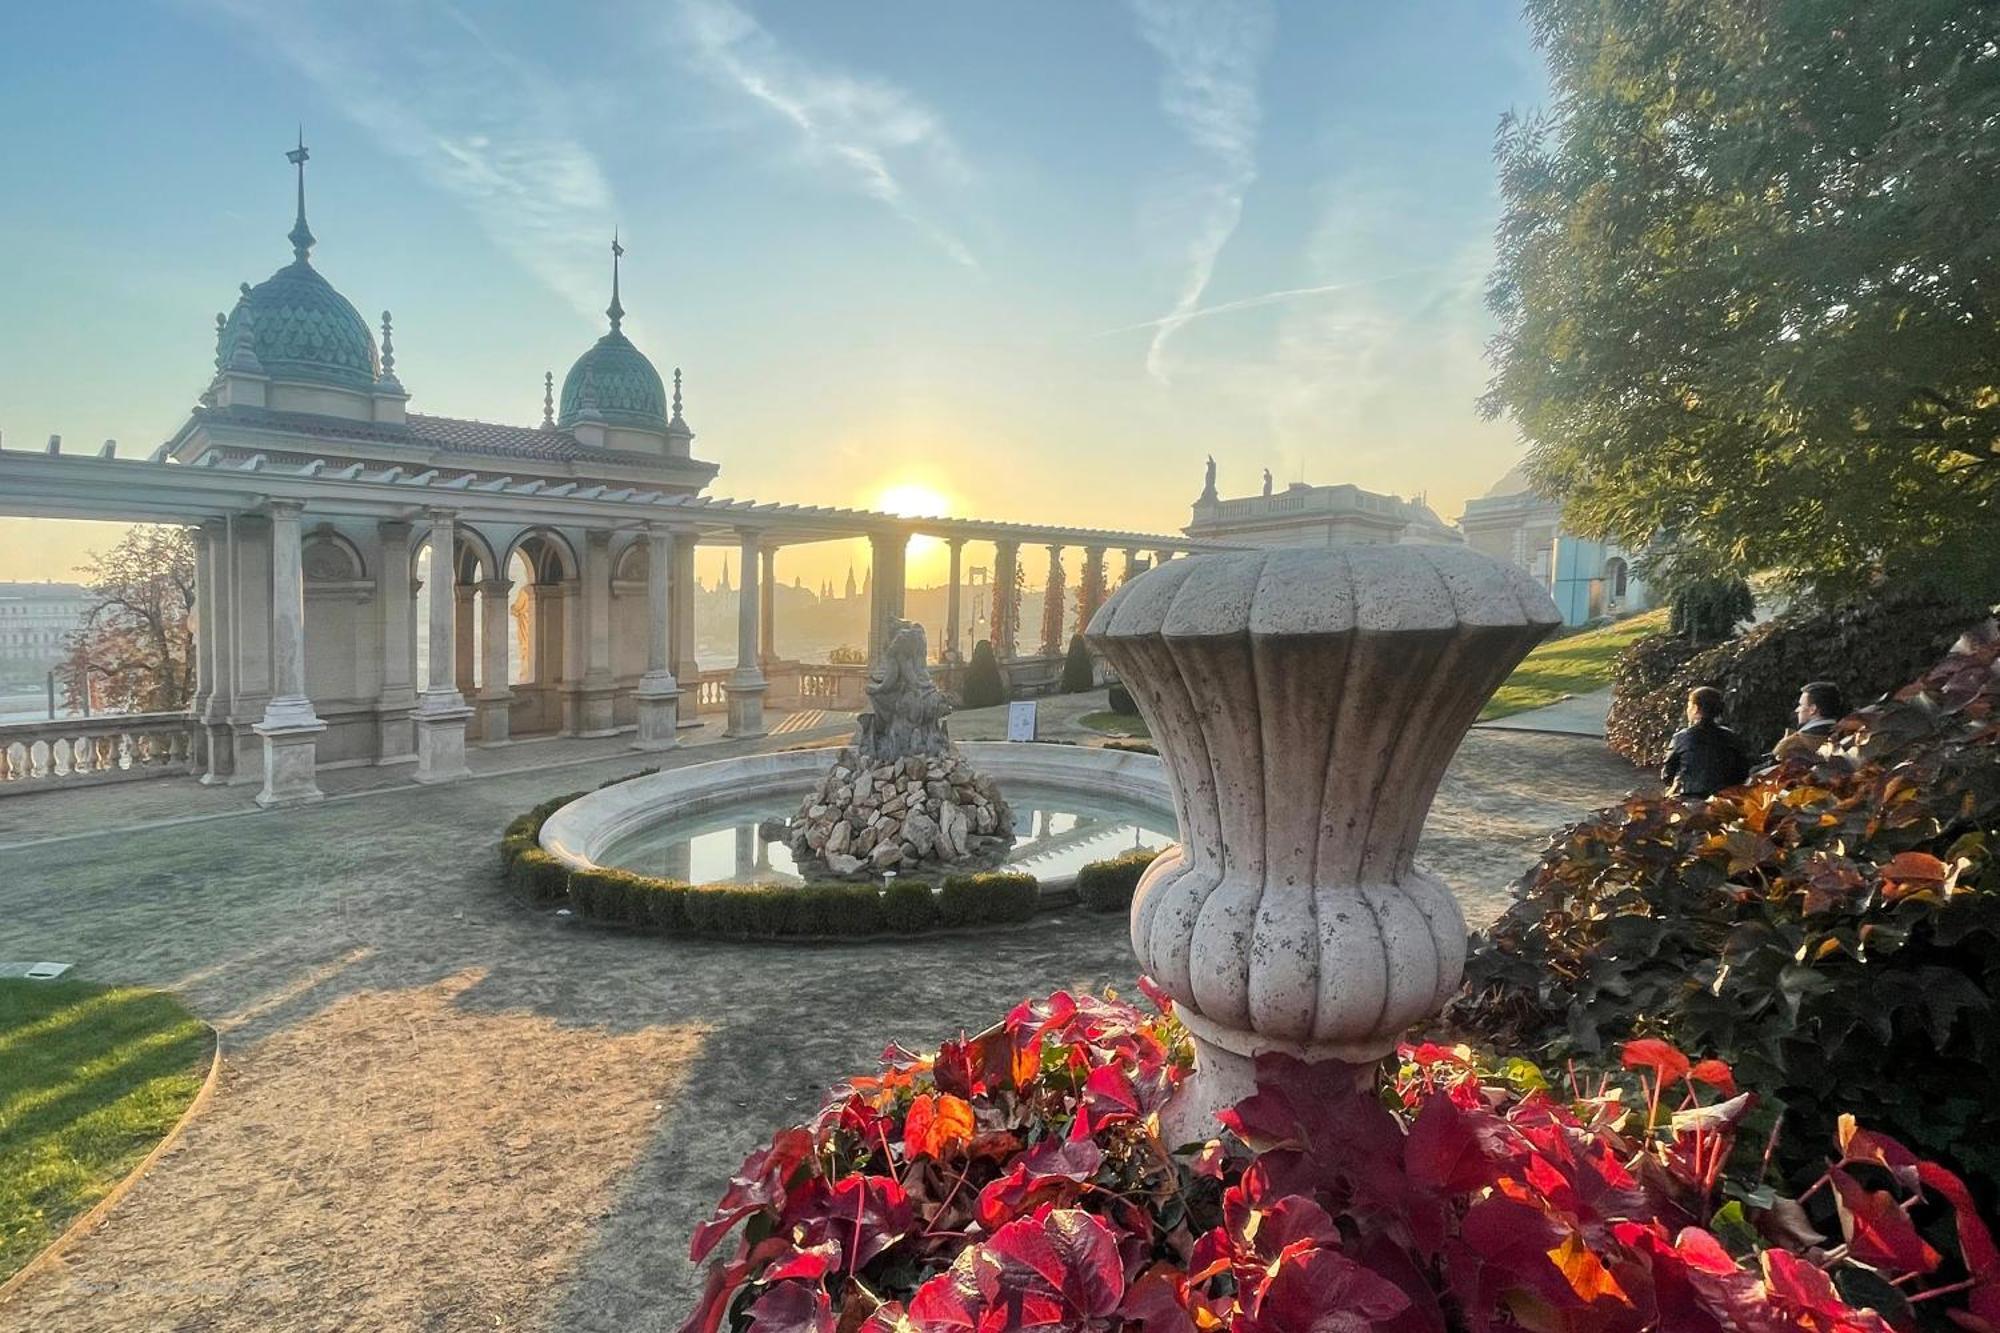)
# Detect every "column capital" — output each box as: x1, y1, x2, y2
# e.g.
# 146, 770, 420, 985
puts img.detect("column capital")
736, 526, 764, 547
267, 498, 307, 519
946, 534, 966, 550
478, 577, 514, 597
422, 505, 458, 522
